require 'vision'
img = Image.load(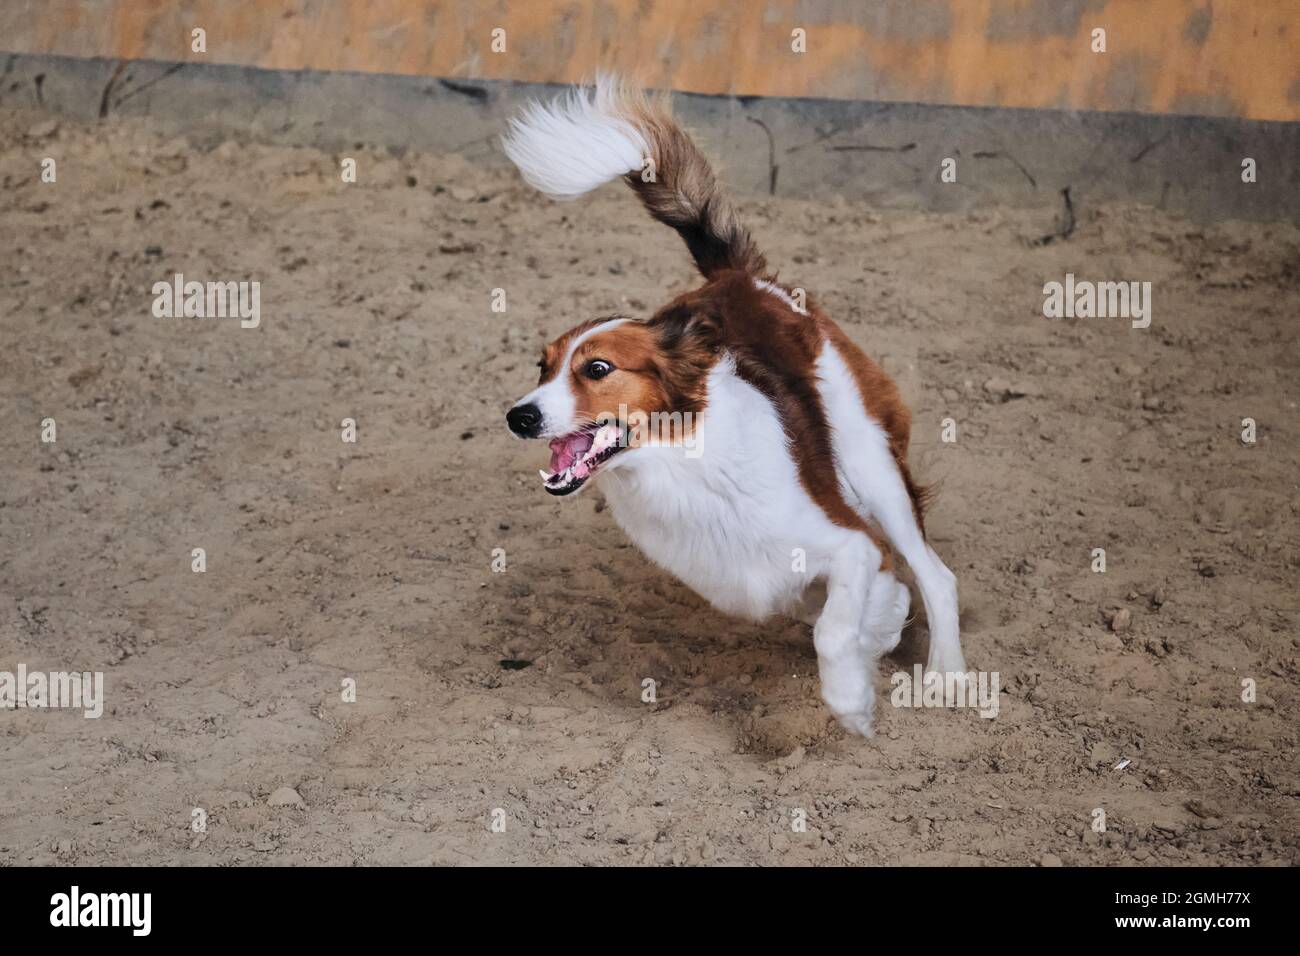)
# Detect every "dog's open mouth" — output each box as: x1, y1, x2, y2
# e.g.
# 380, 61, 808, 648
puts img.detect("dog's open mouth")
540, 421, 626, 496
